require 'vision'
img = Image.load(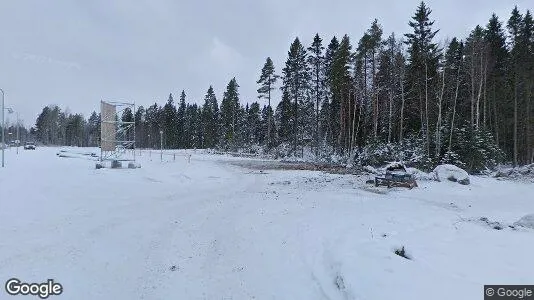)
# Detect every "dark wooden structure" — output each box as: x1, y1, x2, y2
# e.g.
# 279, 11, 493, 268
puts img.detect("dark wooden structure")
374, 163, 418, 189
